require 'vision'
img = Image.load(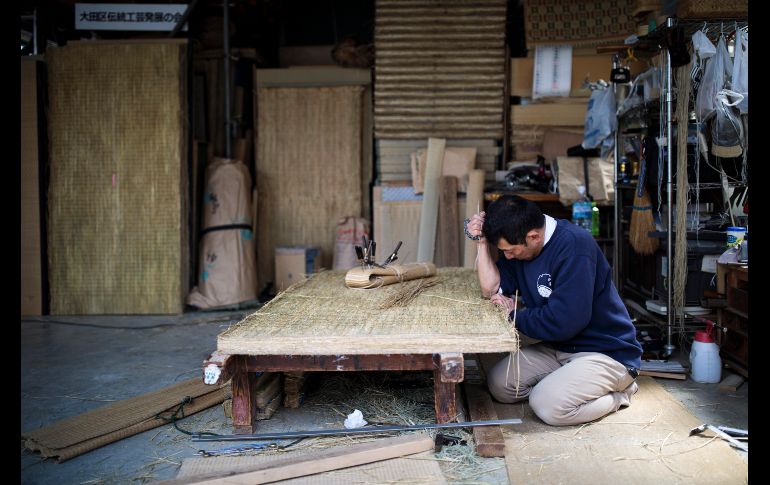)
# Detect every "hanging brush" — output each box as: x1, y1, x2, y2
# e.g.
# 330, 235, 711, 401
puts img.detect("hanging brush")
629, 141, 660, 255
